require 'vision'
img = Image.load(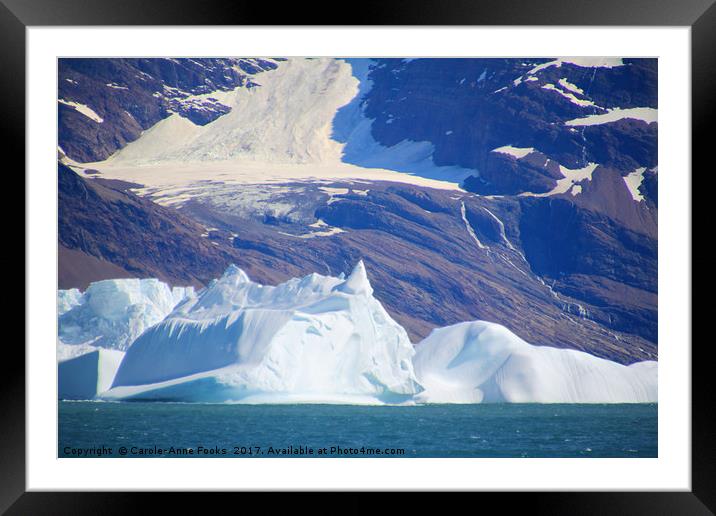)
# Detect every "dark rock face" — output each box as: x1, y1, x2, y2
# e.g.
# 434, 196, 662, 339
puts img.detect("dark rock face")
316, 193, 440, 236
360, 58, 657, 193
582, 120, 658, 171
519, 197, 657, 343
348, 57, 658, 357
58, 58, 277, 162
581, 58, 658, 109
386, 186, 453, 214
463, 151, 563, 195
640, 168, 659, 208
58, 162, 290, 289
